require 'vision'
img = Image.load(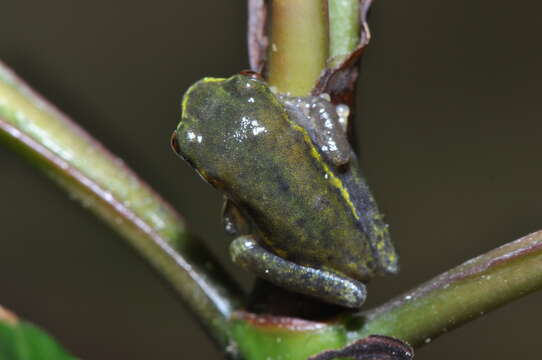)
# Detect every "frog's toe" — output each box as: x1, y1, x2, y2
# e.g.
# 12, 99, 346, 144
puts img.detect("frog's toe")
337, 281, 366, 308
